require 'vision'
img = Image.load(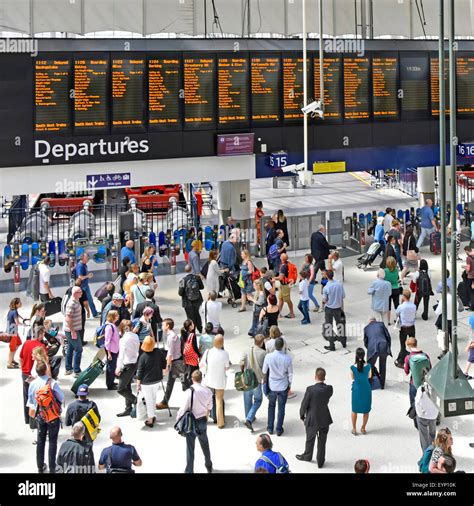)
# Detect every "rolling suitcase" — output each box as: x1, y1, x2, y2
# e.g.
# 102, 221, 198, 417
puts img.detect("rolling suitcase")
430, 231, 441, 254
71, 349, 106, 394
44, 296, 62, 317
